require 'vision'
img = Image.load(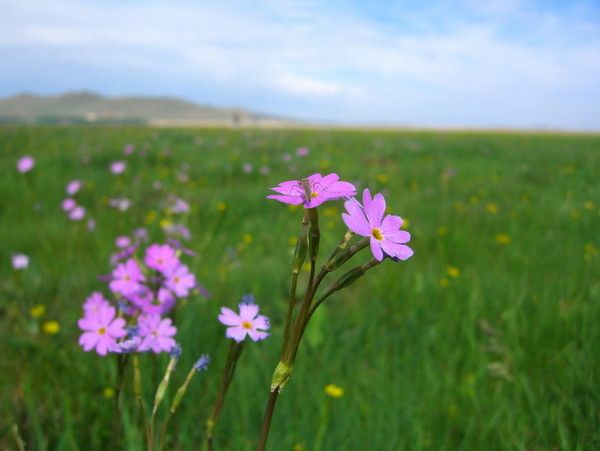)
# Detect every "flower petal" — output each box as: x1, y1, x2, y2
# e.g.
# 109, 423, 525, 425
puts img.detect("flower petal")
218, 307, 240, 326
370, 237, 384, 261
365, 192, 386, 227
266, 194, 304, 205
239, 303, 259, 321
342, 198, 371, 236
247, 329, 269, 341
253, 314, 270, 331
226, 326, 248, 342
79, 332, 99, 351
